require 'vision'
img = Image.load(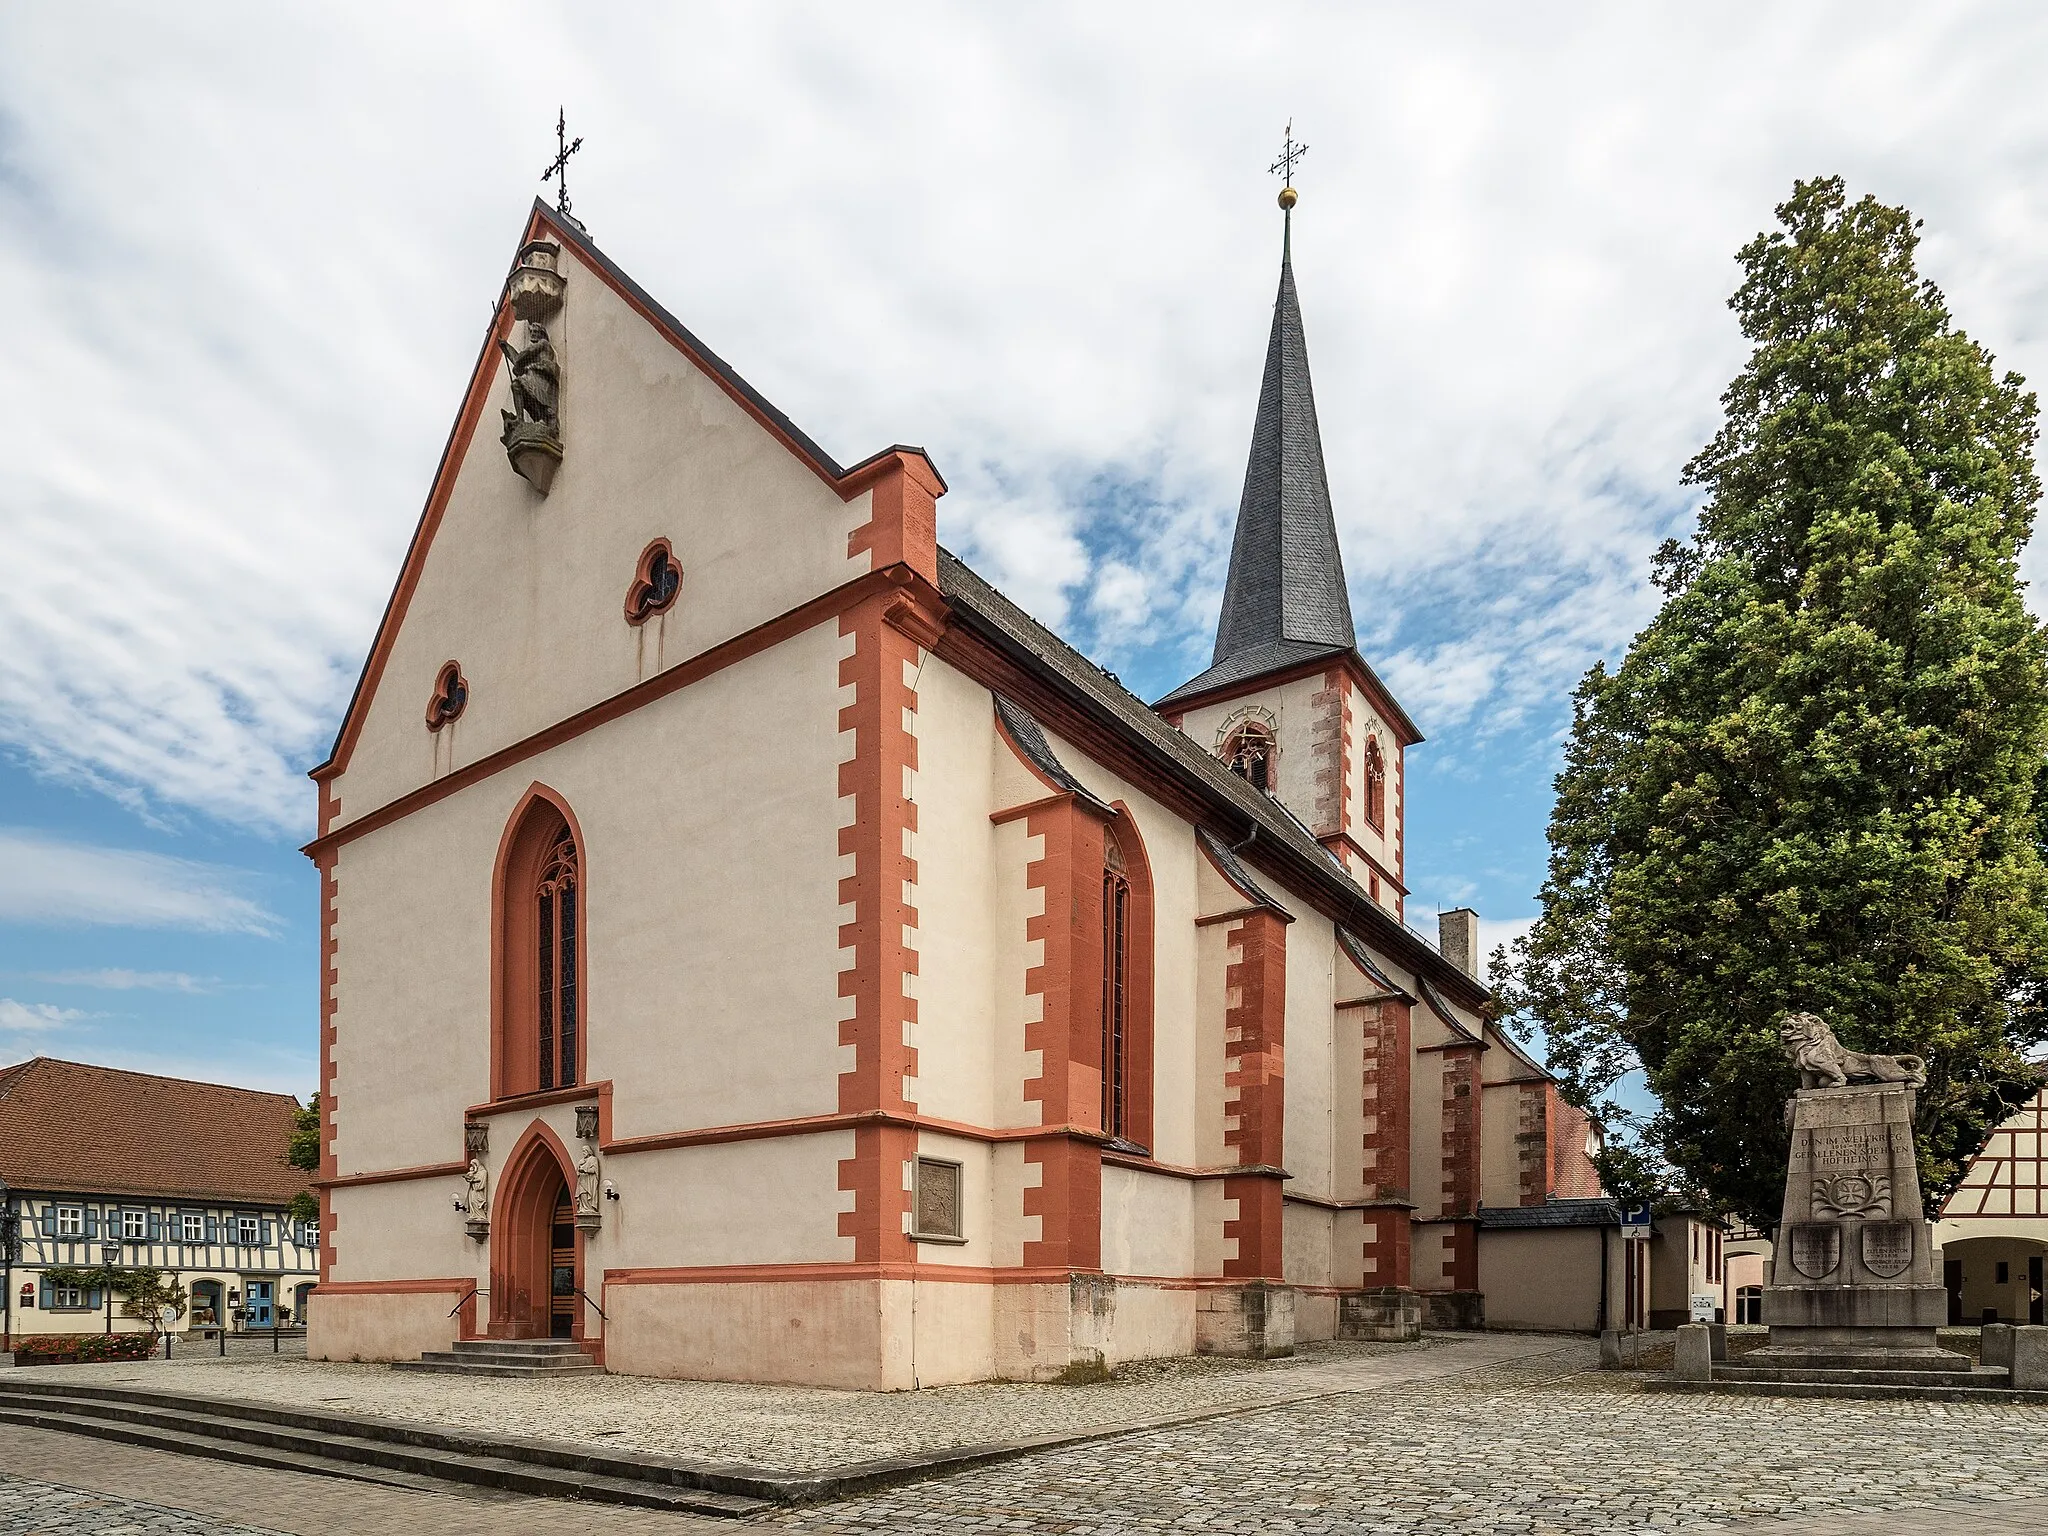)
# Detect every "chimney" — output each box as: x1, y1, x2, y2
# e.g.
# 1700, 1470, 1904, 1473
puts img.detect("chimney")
1438, 908, 1480, 979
